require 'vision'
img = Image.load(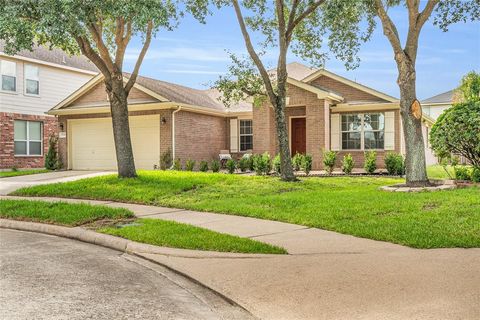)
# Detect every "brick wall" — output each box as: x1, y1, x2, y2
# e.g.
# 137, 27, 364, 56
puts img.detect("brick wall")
310, 75, 388, 102
0, 112, 58, 169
